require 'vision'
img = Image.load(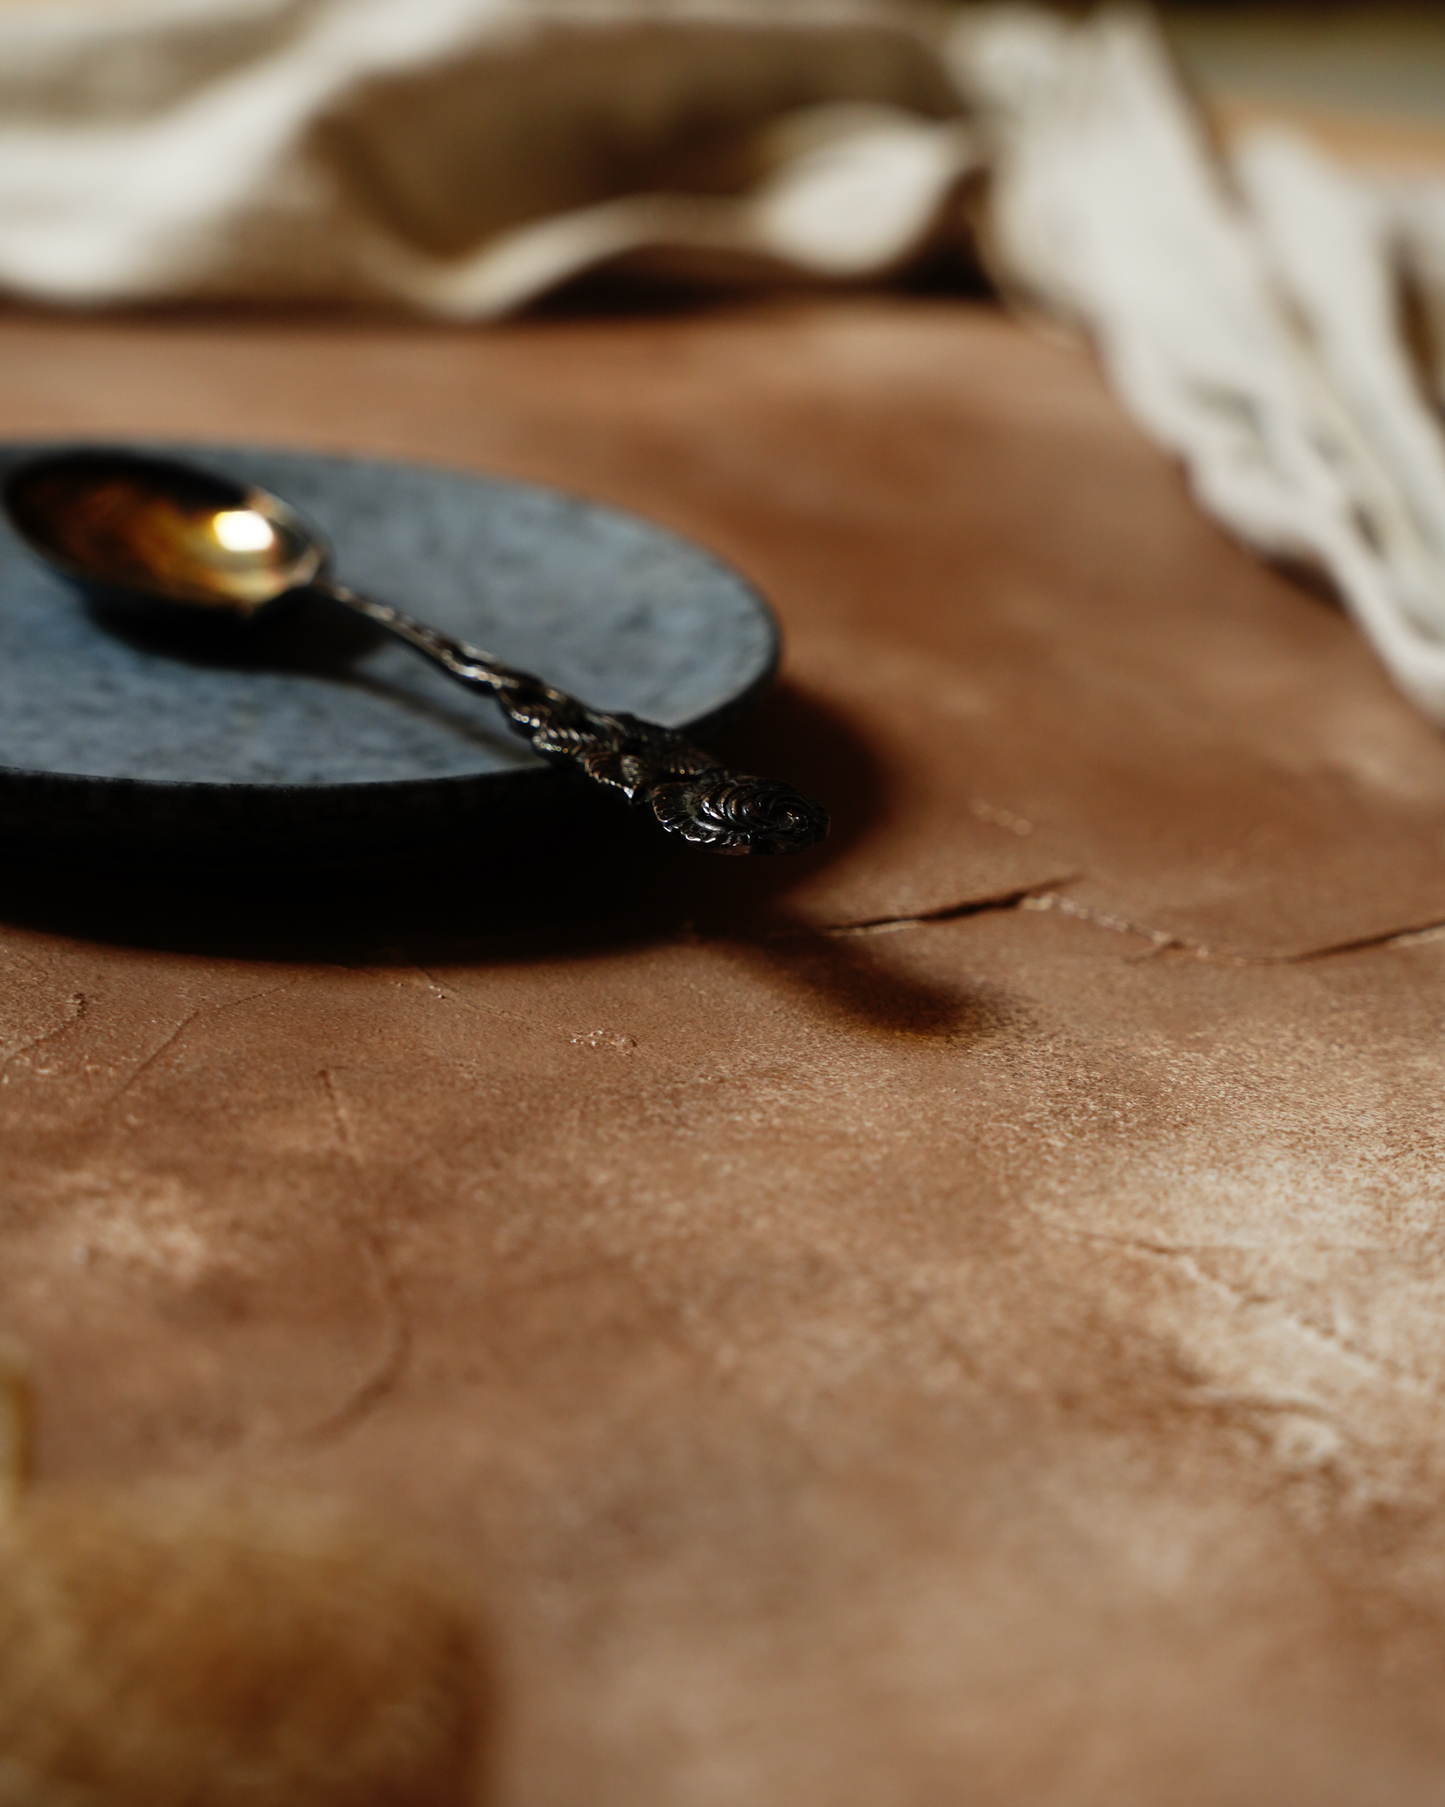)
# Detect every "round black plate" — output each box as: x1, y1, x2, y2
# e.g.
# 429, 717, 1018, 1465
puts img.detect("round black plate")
0, 444, 779, 862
